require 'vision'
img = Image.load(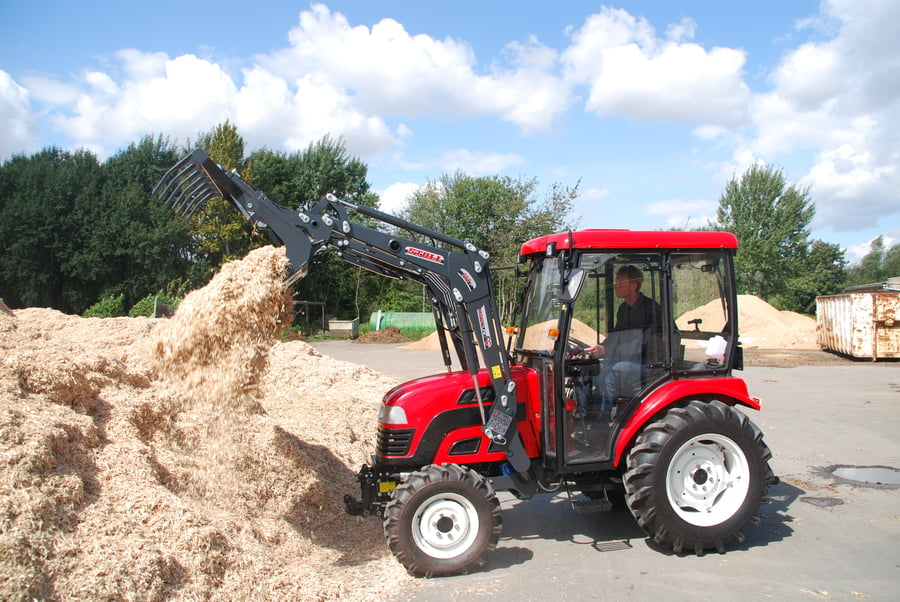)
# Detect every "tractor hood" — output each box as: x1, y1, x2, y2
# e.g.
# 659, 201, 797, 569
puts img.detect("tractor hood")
381, 365, 537, 432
